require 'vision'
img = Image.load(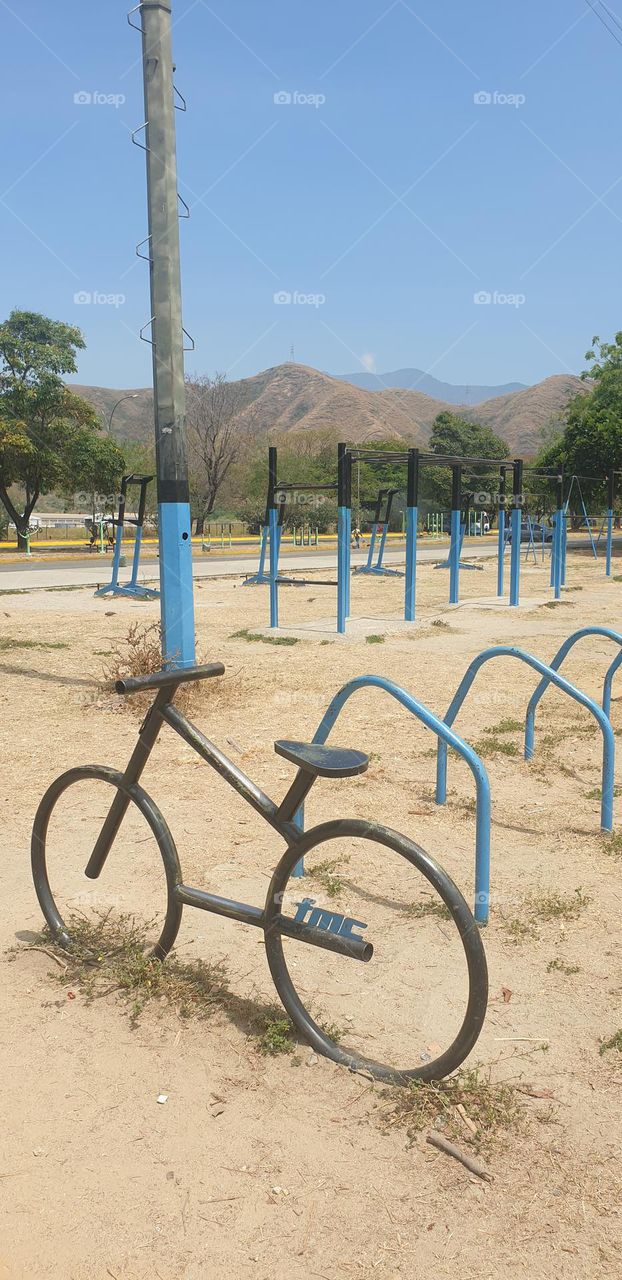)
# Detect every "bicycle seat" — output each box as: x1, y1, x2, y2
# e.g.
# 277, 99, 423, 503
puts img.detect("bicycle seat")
274, 739, 369, 778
